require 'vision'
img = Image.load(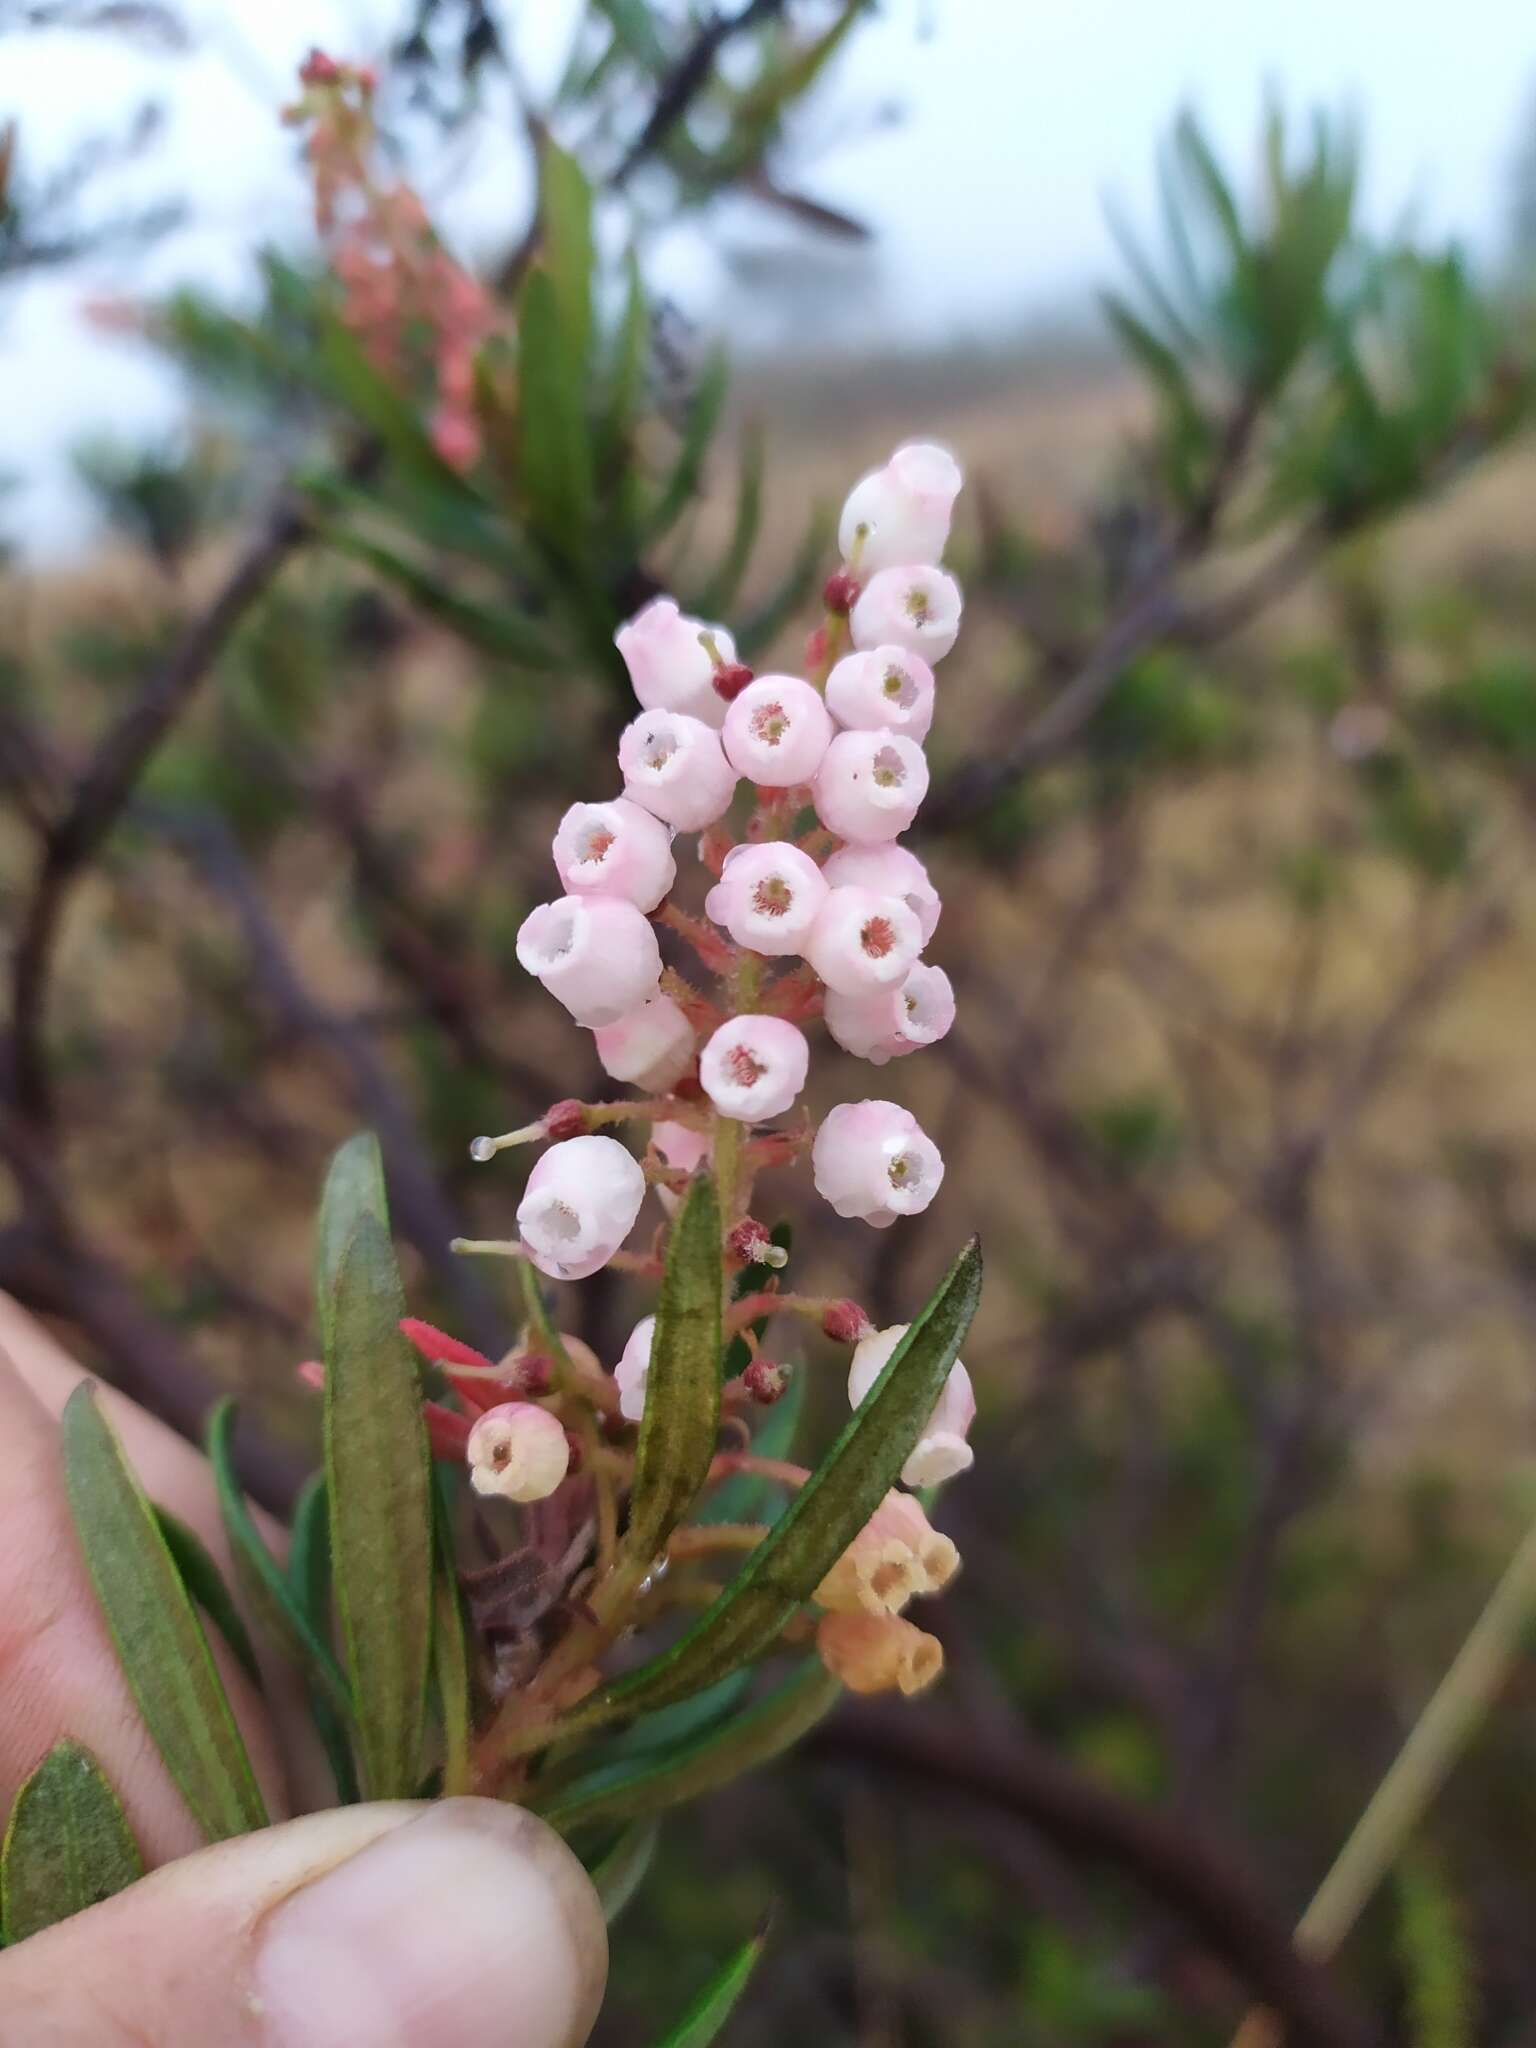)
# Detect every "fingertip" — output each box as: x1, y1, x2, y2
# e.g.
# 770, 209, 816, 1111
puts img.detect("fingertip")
253, 1800, 607, 2048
